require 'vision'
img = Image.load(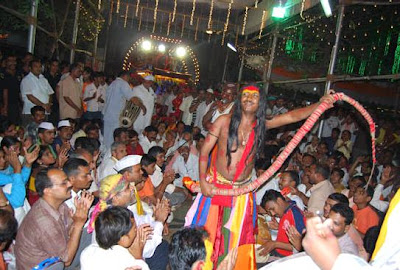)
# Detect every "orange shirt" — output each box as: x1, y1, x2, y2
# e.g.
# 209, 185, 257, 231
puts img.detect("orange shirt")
352, 205, 380, 235
138, 177, 155, 198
